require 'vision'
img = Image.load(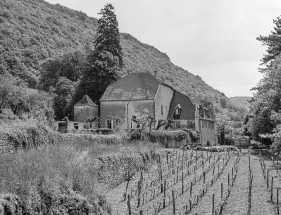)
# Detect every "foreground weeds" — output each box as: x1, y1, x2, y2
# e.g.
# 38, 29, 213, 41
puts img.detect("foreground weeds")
0, 120, 160, 214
